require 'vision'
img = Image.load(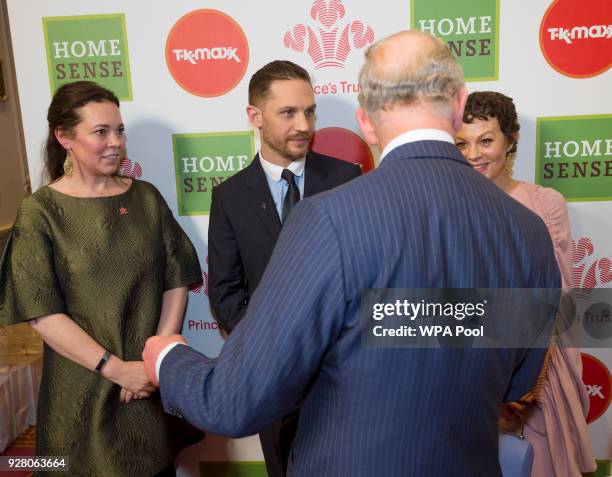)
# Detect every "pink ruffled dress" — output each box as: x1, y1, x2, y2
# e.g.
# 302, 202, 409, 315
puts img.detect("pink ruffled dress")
509, 182, 596, 476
